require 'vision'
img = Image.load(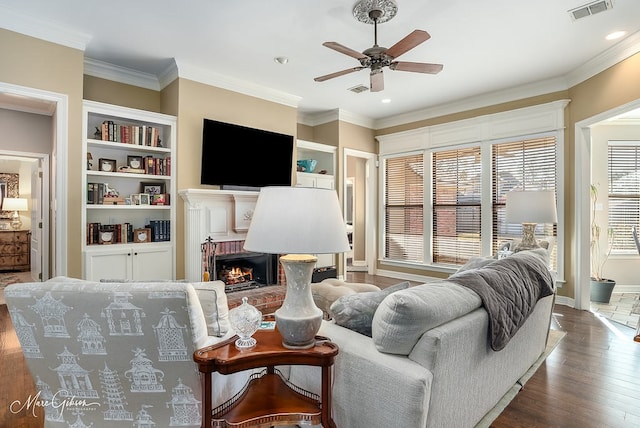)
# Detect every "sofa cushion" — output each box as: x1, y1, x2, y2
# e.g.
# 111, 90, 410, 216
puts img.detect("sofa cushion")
329, 281, 410, 336
372, 282, 482, 355
192, 281, 230, 337
312, 278, 381, 315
